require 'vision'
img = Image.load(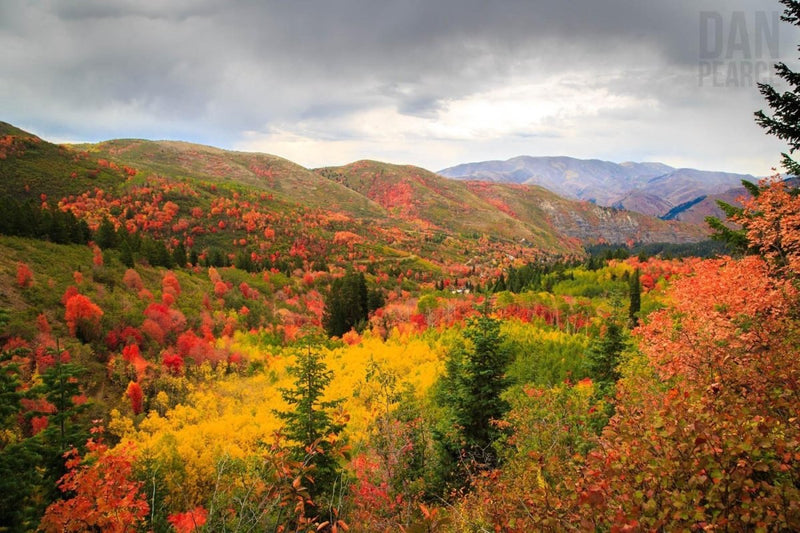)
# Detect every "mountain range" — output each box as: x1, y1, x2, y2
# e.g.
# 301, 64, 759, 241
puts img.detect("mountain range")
438, 155, 757, 220
0, 121, 711, 273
